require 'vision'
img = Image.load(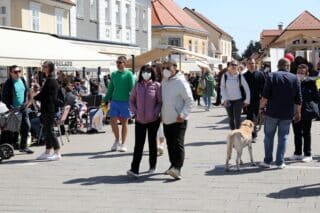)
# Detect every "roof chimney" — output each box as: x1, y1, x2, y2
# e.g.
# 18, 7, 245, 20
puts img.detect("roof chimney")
192, 8, 195, 11
278, 22, 283, 30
